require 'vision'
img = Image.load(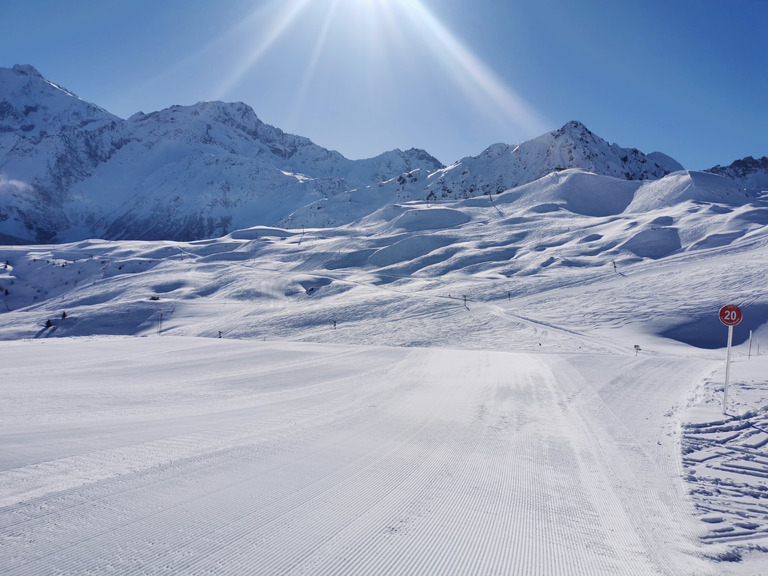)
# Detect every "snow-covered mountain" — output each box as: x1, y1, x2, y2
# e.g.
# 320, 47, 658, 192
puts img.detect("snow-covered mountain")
707, 156, 768, 190
415, 120, 684, 201
0, 65, 443, 243
0, 65, 126, 243
0, 64, 763, 244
